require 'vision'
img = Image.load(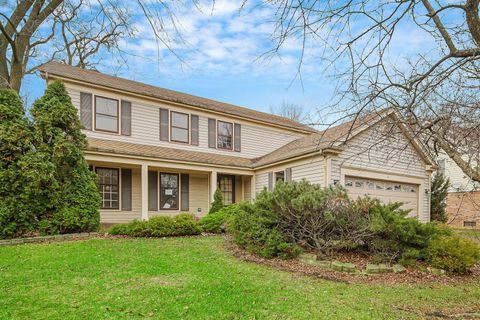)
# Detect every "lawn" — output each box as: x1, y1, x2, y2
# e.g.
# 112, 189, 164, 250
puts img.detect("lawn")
1, 236, 479, 319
